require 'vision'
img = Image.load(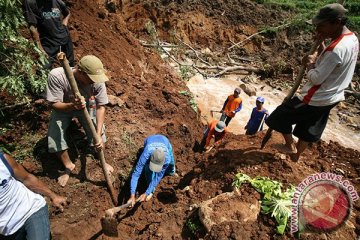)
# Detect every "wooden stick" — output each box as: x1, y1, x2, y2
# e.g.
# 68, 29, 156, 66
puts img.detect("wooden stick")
57, 52, 117, 206
228, 23, 290, 50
